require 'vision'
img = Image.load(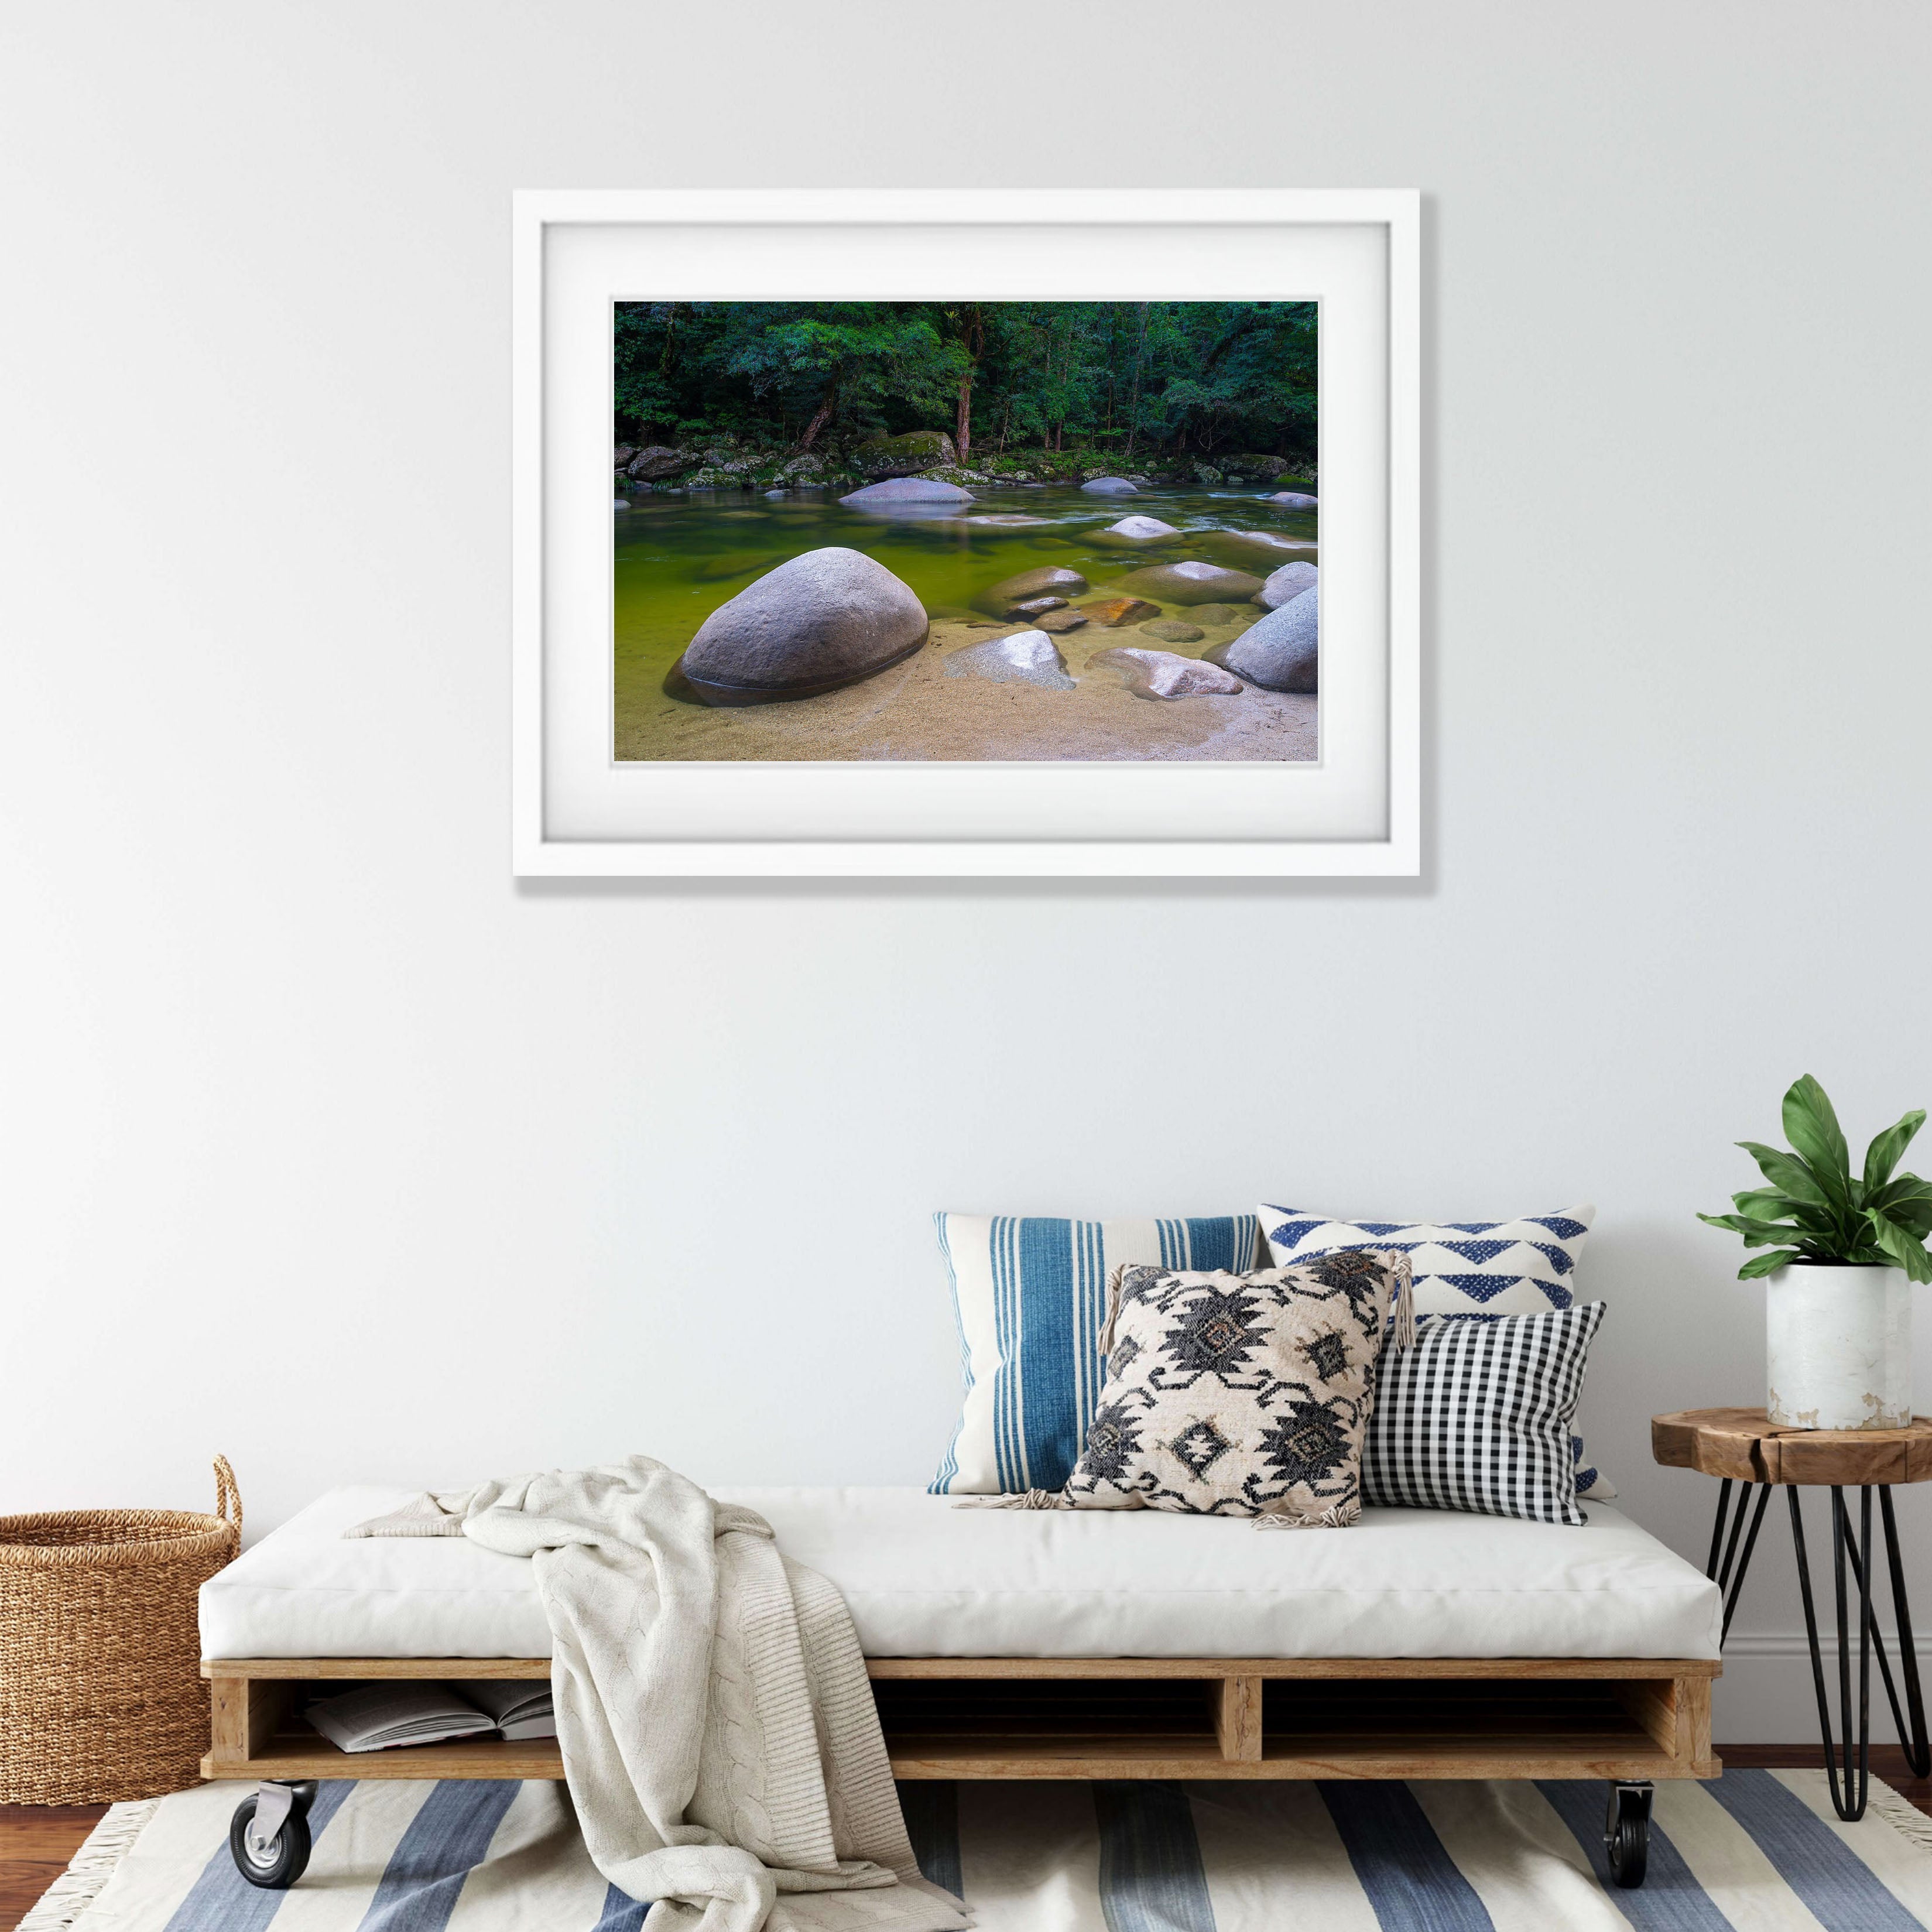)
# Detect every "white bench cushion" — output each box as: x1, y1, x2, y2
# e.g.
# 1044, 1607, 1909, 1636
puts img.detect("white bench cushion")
199, 1484, 1721, 1662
